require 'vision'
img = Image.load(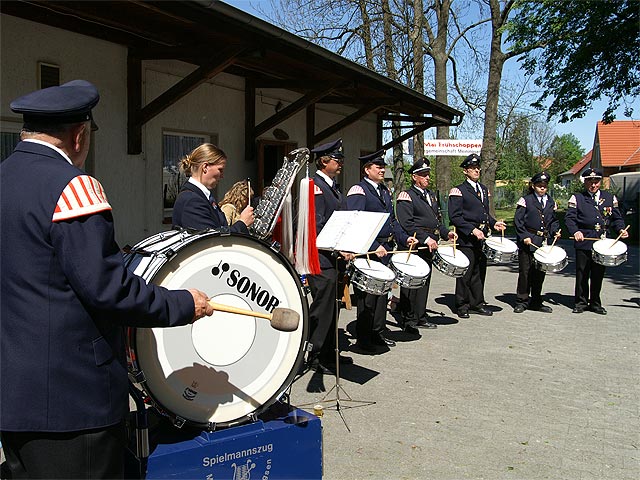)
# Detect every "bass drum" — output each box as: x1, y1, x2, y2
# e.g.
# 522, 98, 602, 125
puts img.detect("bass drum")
124, 230, 308, 430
